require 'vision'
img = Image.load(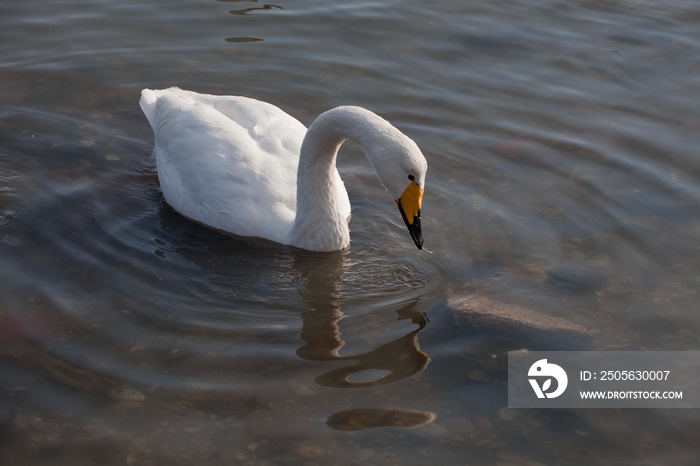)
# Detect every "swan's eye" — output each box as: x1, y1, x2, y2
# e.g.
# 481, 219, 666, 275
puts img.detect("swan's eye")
408, 174, 415, 181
